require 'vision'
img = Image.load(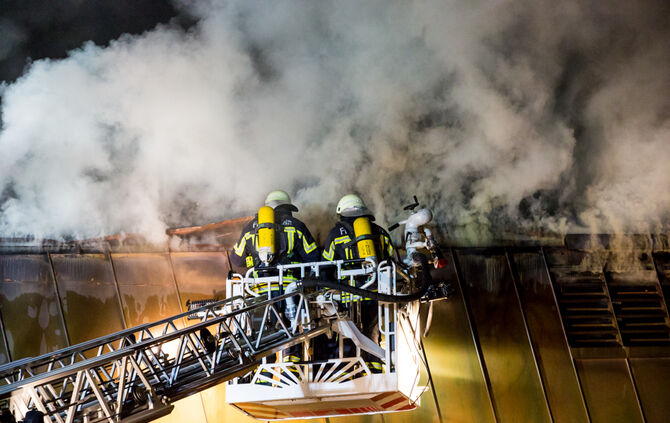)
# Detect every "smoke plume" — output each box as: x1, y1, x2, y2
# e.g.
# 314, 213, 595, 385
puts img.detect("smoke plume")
0, 0, 669, 244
